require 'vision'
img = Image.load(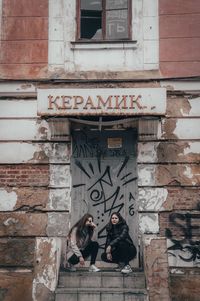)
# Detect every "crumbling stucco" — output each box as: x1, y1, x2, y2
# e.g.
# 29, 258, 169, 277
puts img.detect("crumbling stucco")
32, 238, 62, 301
0, 189, 17, 211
